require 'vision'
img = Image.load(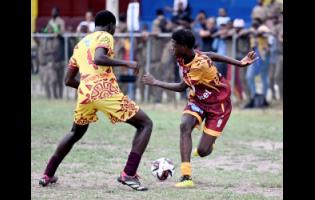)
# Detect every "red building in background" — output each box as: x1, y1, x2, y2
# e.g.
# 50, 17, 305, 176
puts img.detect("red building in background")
35, 0, 138, 32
